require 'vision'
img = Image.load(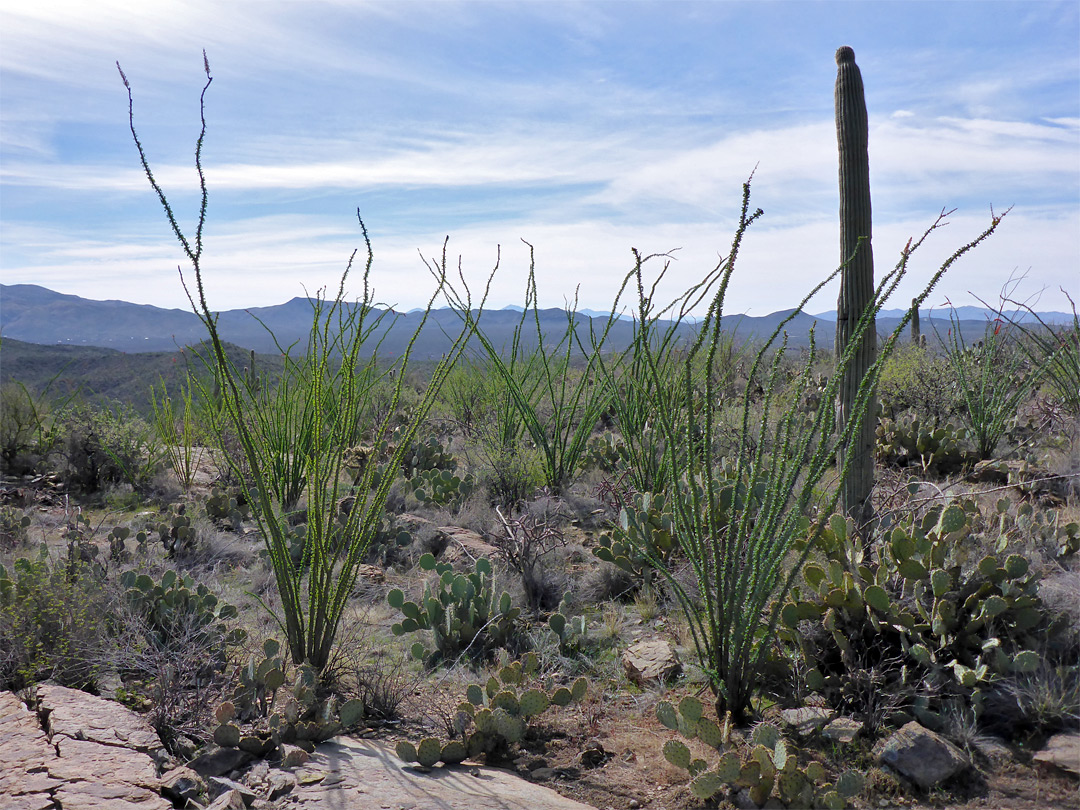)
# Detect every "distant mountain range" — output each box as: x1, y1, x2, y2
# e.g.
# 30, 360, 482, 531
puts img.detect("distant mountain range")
1, 283, 1067, 357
